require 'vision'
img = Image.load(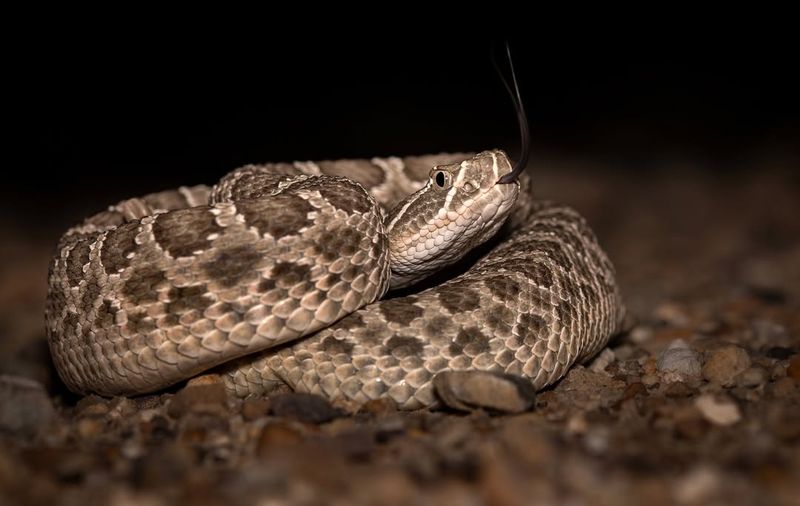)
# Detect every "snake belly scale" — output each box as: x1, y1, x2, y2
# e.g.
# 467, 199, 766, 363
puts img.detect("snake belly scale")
46, 150, 625, 409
